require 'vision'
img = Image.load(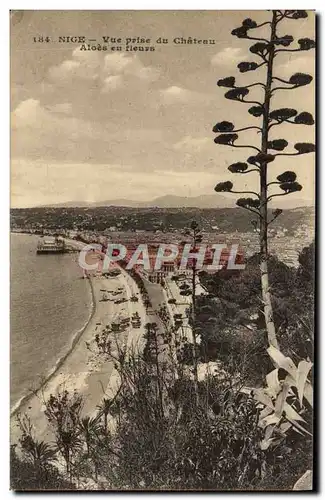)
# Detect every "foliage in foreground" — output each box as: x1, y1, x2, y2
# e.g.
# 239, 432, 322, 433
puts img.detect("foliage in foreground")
12, 344, 312, 491
10, 444, 75, 491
